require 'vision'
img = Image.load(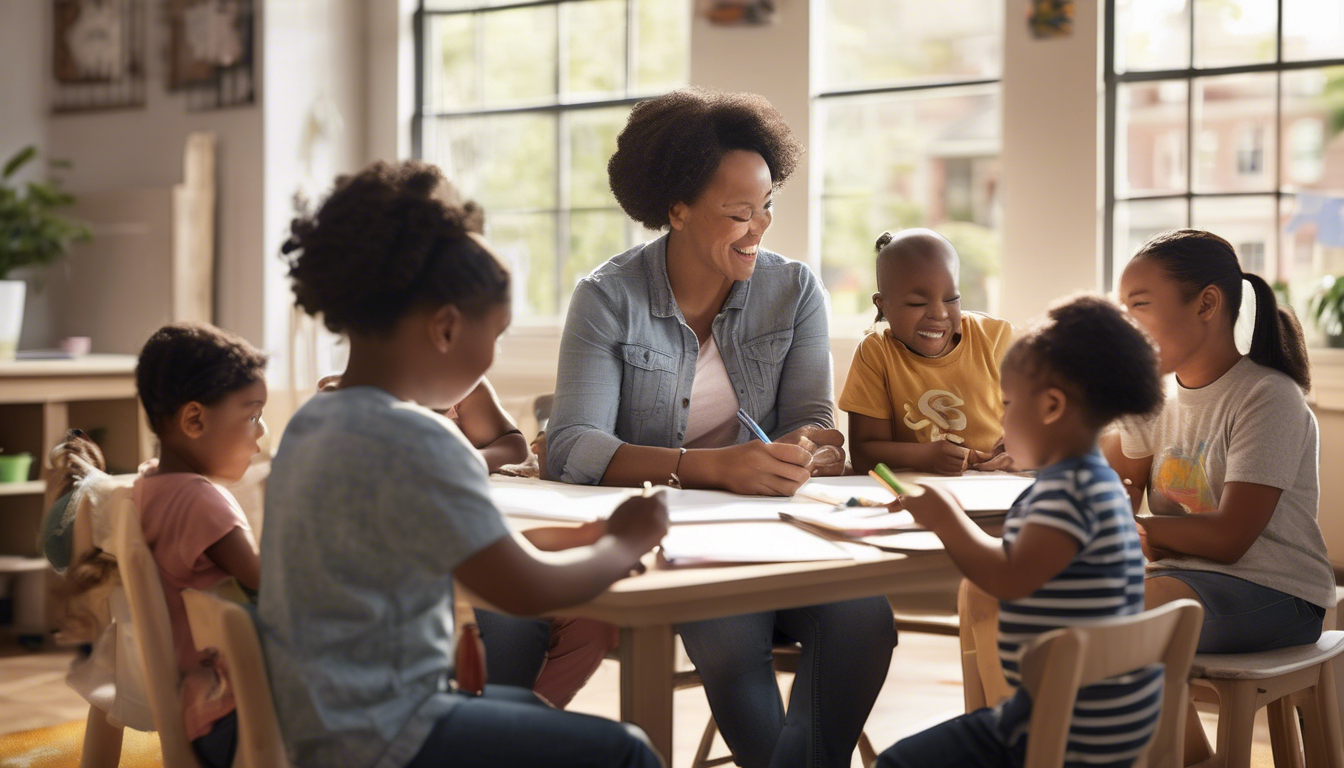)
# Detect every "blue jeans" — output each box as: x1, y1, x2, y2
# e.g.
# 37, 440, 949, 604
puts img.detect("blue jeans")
1151, 570, 1326, 653
677, 597, 897, 768
407, 685, 661, 768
